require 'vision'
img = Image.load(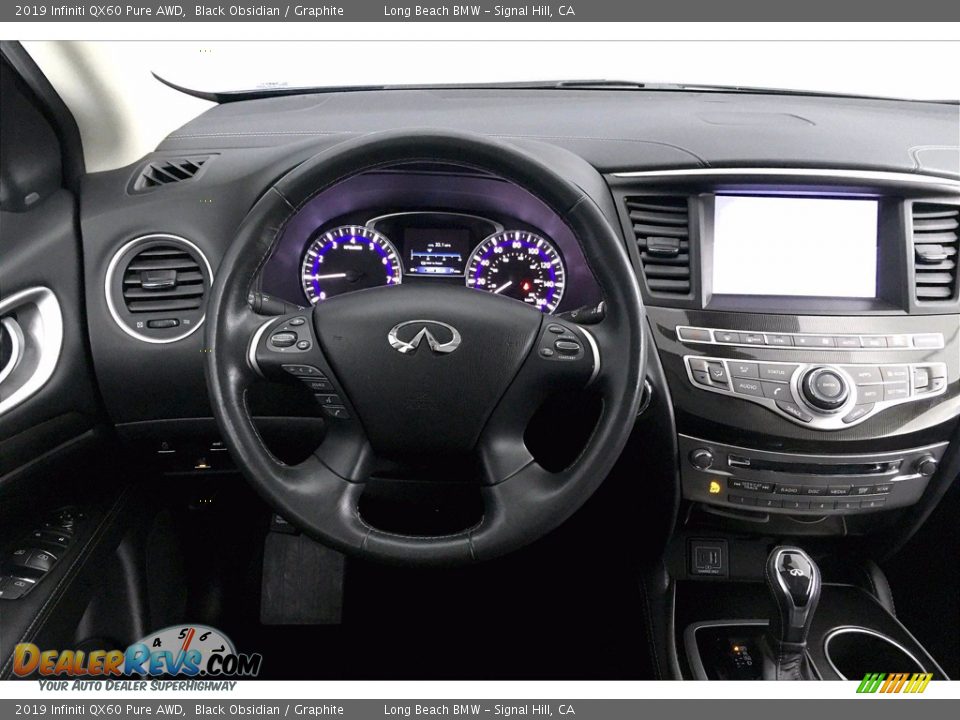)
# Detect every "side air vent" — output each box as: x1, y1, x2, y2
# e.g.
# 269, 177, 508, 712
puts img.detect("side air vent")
912, 203, 960, 302
106, 235, 213, 343
624, 196, 691, 296
132, 156, 211, 192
